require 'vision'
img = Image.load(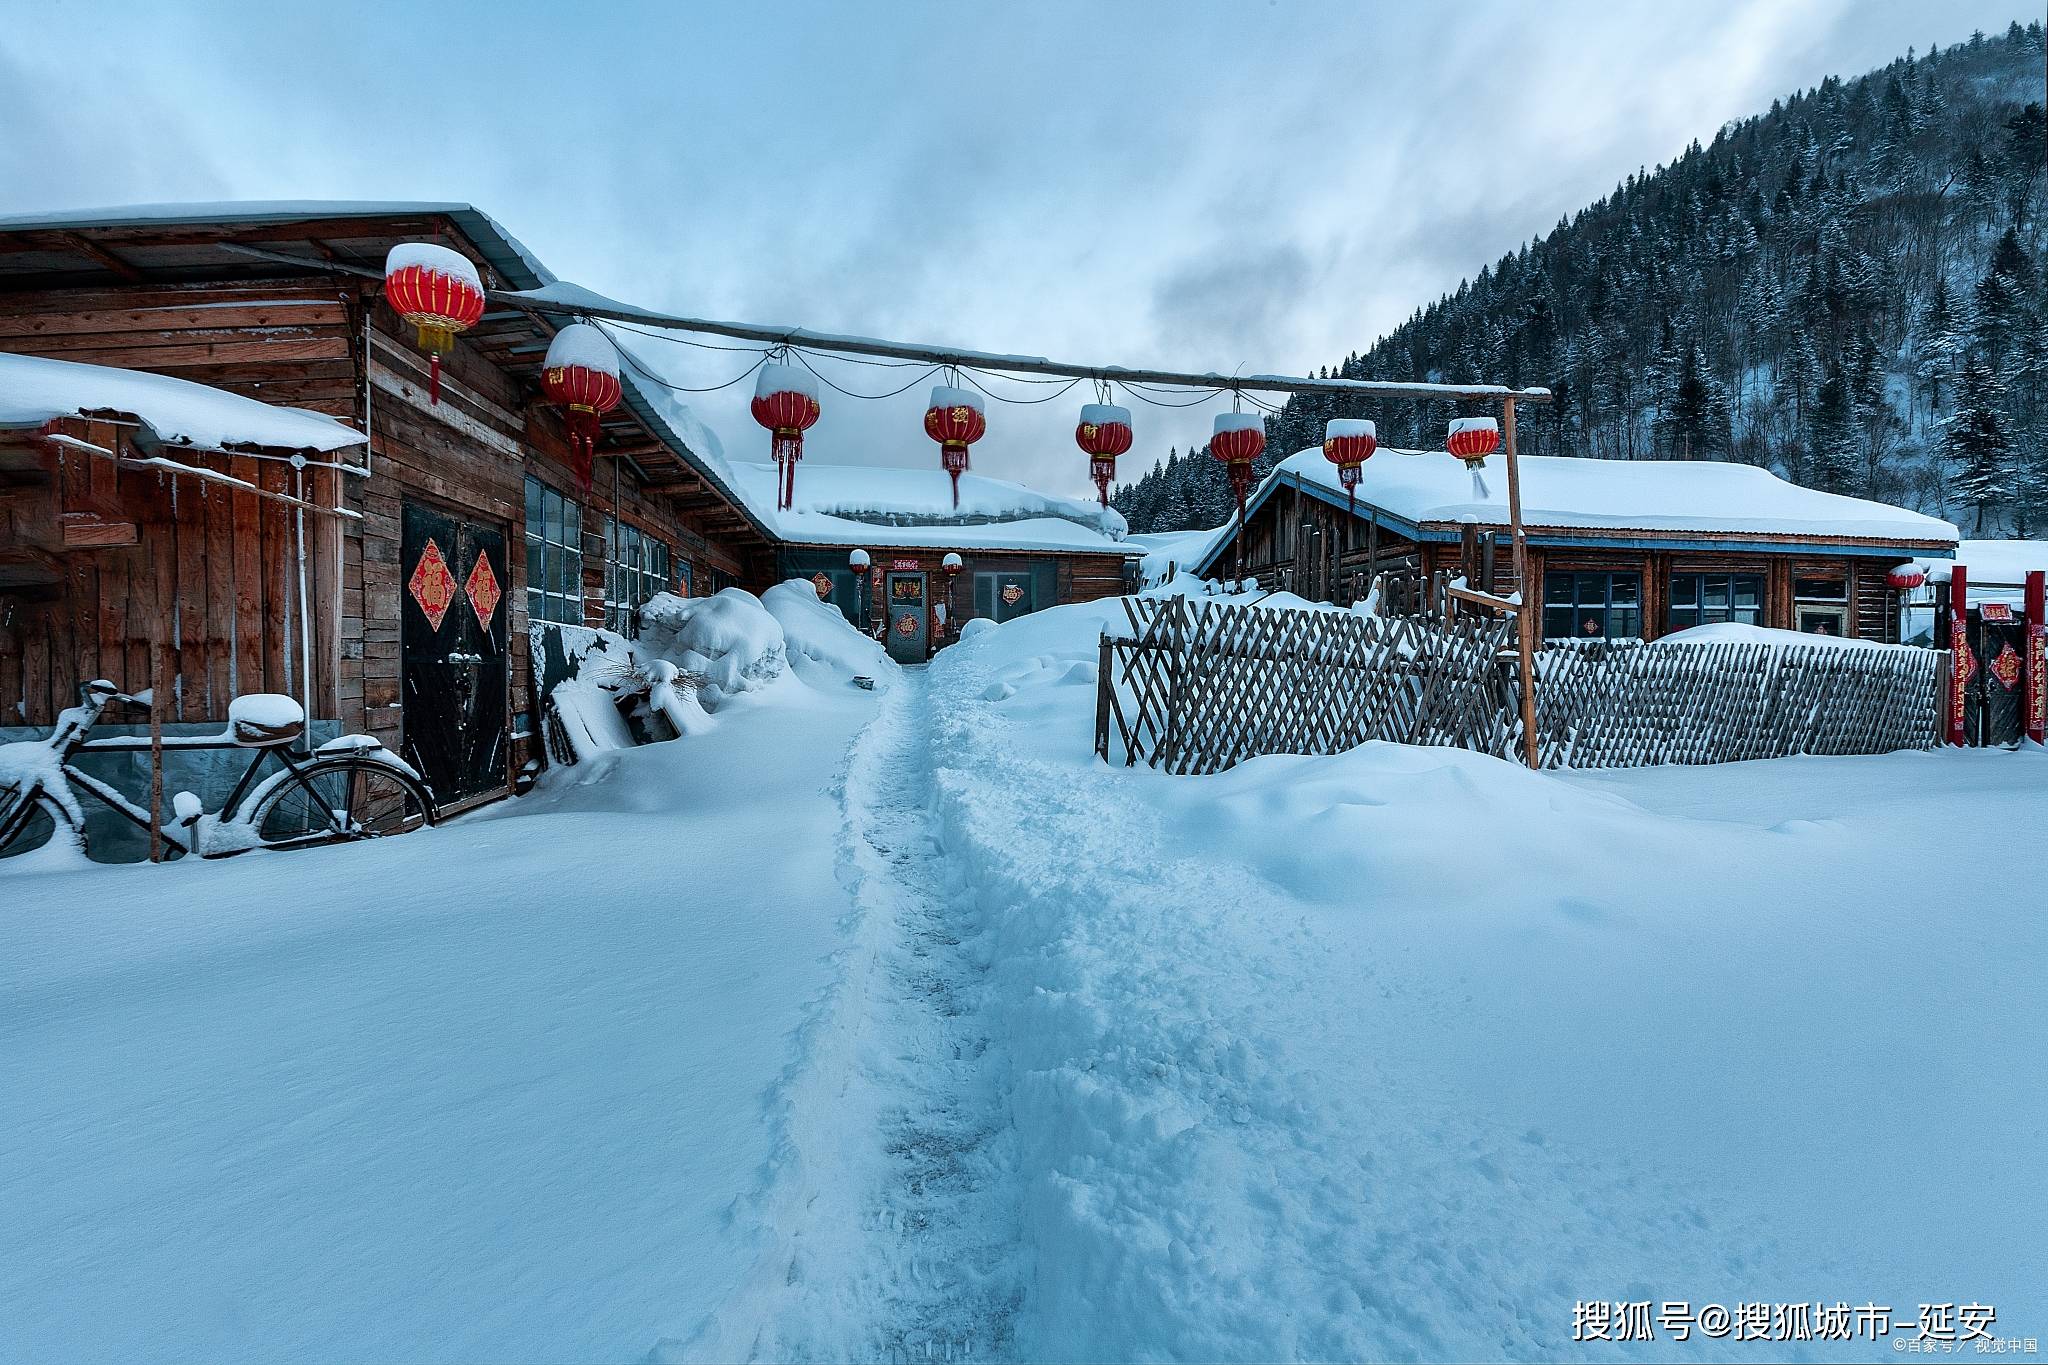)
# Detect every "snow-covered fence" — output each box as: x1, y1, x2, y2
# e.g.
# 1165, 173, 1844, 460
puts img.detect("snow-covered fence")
1094, 594, 1517, 774
1528, 637, 1941, 768
1095, 595, 1942, 773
